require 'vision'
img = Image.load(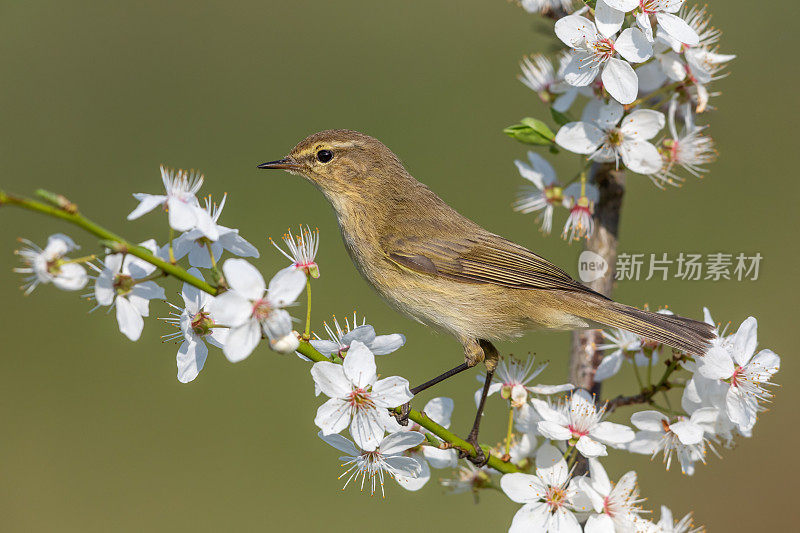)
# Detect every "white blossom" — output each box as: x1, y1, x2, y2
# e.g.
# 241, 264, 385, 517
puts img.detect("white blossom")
209, 259, 306, 361
513, 152, 564, 235
500, 444, 591, 533
579, 458, 643, 531
561, 181, 599, 241
554, 15, 652, 105
598, 1, 699, 46
595, 327, 656, 382
533, 389, 634, 457
475, 355, 573, 409
170, 194, 259, 268
160, 268, 227, 383
310, 313, 405, 358
649, 99, 717, 188
127, 166, 217, 238
696, 317, 780, 432
319, 430, 424, 497
628, 409, 718, 475
271, 225, 320, 278
91, 239, 166, 341
14, 234, 88, 294
556, 100, 665, 175
311, 341, 413, 451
